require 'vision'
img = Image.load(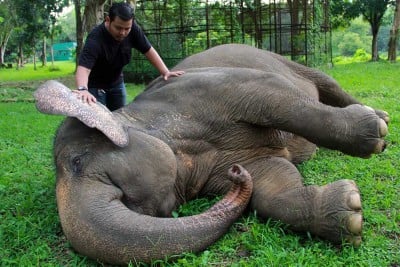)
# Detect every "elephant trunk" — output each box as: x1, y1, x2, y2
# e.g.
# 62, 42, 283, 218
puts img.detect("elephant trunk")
57, 164, 252, 265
